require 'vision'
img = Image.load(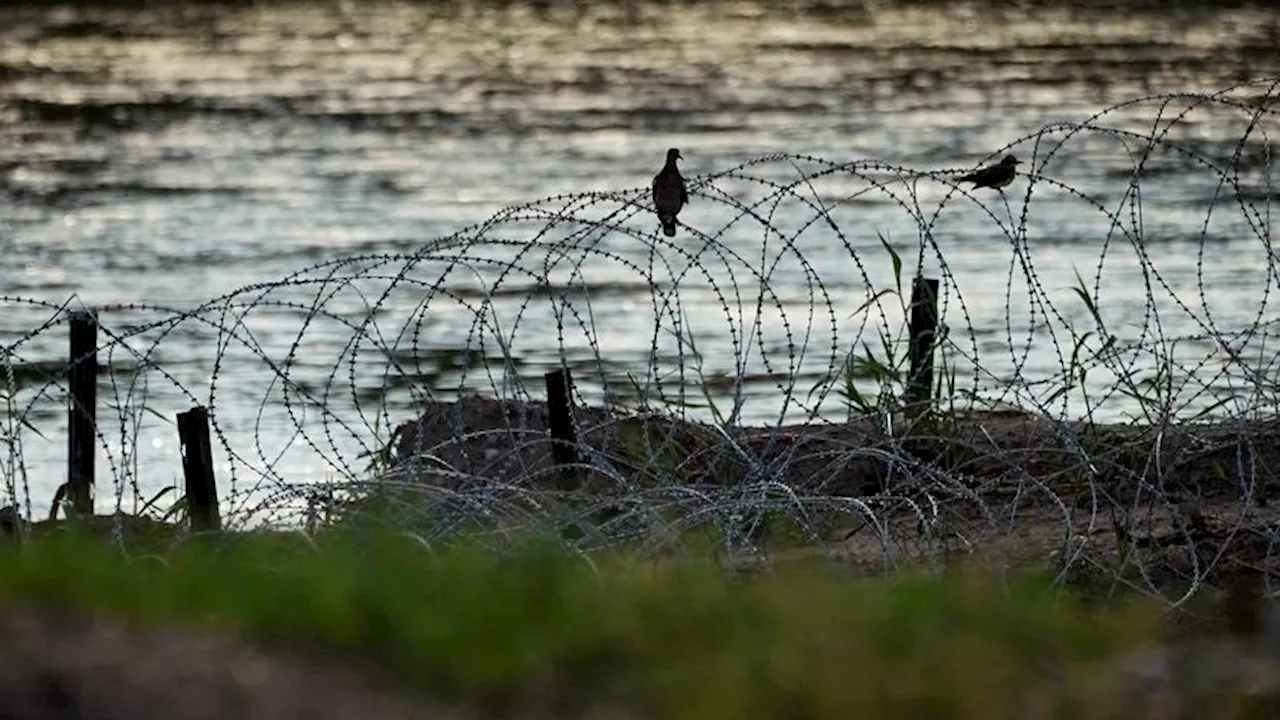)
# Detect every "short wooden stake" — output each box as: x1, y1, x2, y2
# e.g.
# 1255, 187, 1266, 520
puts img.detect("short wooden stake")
177, 406, 221, 533
67, 310, 98, 516
544, 368, 580, 490
904, 276, 940, 417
